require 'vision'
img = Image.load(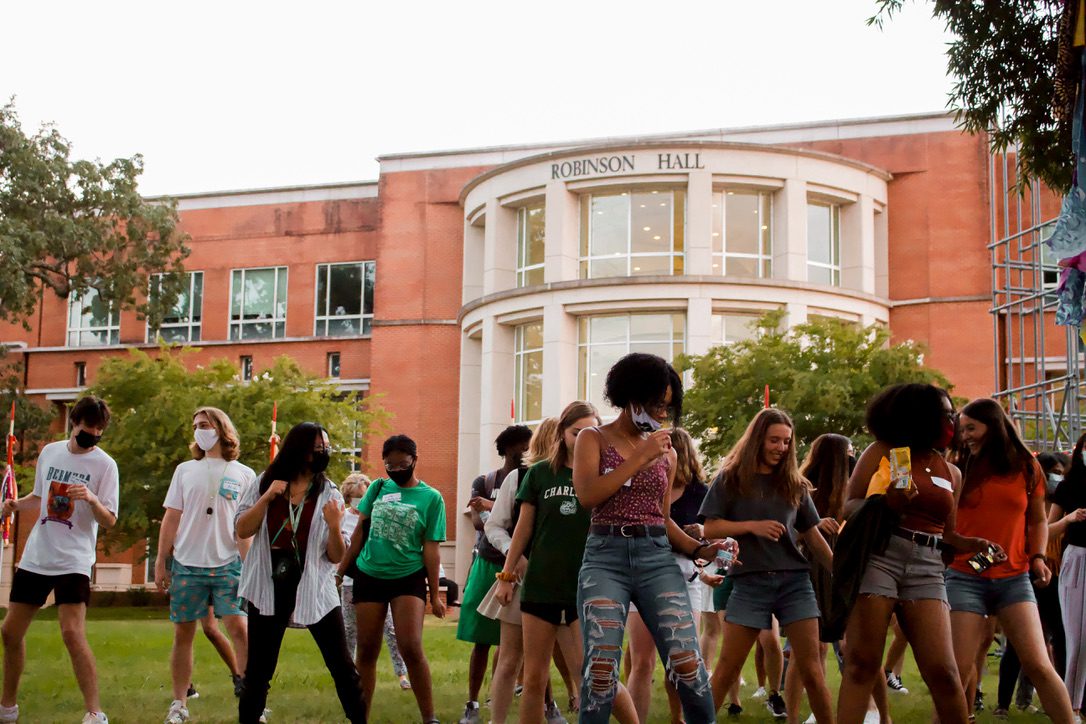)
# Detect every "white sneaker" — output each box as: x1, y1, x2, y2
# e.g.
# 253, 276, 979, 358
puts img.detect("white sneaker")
863, 710, 880, 724
752, 686, 767, 699
0, 704, 16, 722
804, 715, 817, 724
81, 714, 109, 724
164, 700, 189, 724
259, 708, 270, 723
